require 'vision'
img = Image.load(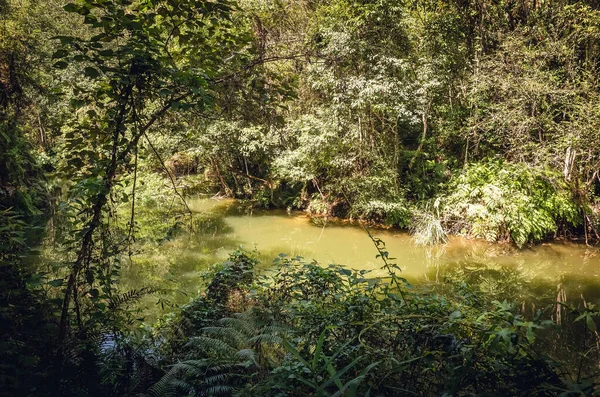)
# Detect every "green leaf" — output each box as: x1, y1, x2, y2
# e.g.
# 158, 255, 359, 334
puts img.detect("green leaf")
53, 61, 69, 69
47, 279, 64, 287
282, 338, 309, 368
52, 50, 69, 59
98, 49, 114, 57
63, 3, 78, 12
52, 35, 75, 45
84, 67, 100, 78
586, 315, 597, 332
326, 363, 345, 391
331, 361, 380, 397
25, 273, 45, 287
90, 33, 108, 42
312, 328, 327, 370
70, 98, 86, 109
83, 14, 98, 25
320, 356, 362, 391
338, 268, 352, 277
